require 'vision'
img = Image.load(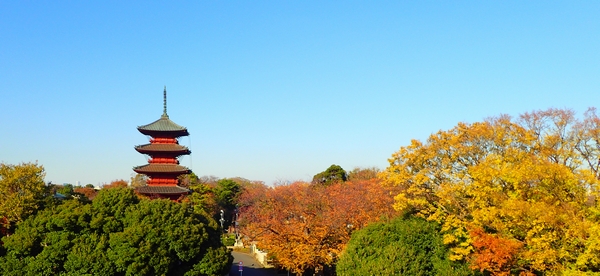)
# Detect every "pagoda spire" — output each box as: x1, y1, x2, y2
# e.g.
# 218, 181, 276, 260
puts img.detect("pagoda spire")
163, 86, 168, 117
